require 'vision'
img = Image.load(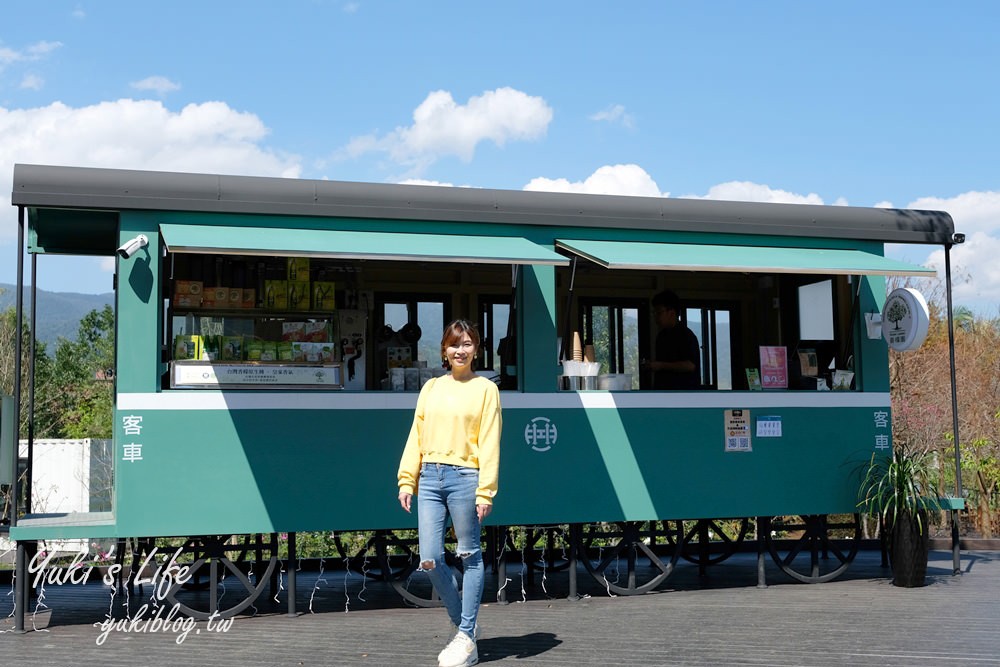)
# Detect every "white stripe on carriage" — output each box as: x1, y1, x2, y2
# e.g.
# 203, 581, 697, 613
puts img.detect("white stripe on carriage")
117, 392, 890, 411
